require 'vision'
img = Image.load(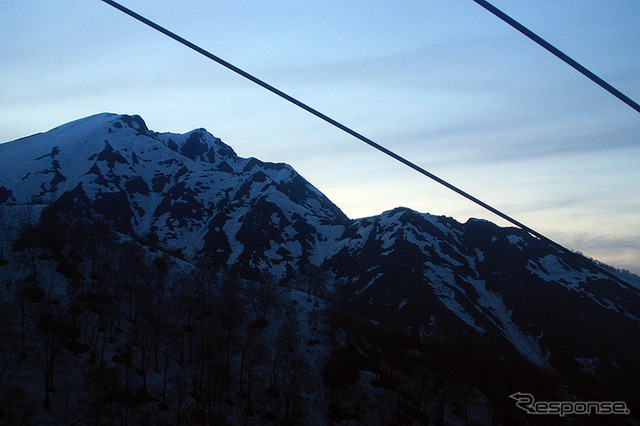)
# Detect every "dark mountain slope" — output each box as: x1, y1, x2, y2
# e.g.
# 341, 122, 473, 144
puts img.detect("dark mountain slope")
1, 113, 639, 422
